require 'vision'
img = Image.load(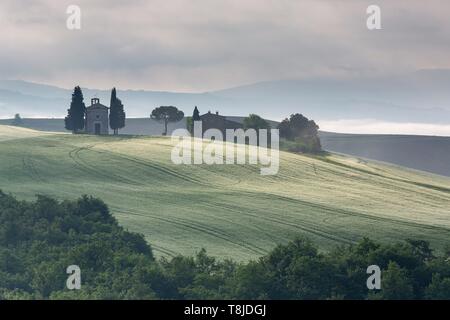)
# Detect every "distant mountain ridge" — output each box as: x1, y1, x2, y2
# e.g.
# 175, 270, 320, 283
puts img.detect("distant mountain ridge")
2, 69, 450, 123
